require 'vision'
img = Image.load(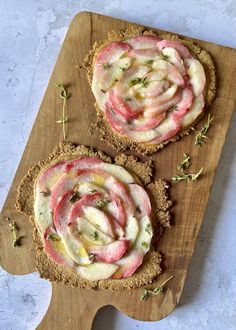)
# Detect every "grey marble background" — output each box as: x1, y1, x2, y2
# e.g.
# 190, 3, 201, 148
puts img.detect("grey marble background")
0, 1, 236, 329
